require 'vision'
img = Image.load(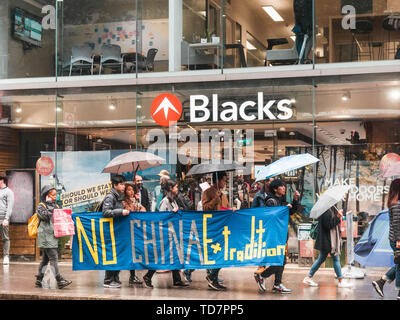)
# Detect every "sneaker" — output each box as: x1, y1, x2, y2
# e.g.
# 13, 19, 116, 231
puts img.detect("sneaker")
129, 275, 143, 287
143, 275, 153, 288
337, 281, 352, 288
303, 277, 318, 287
173, 280, 189, 287
372, 279, 384, 297
272, 284, 292, 294
183, 270, 192, 282
103, 281, 121, 288
206, 276, 226, 291
3, 256, 9, 265
254, 273, 266, 292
